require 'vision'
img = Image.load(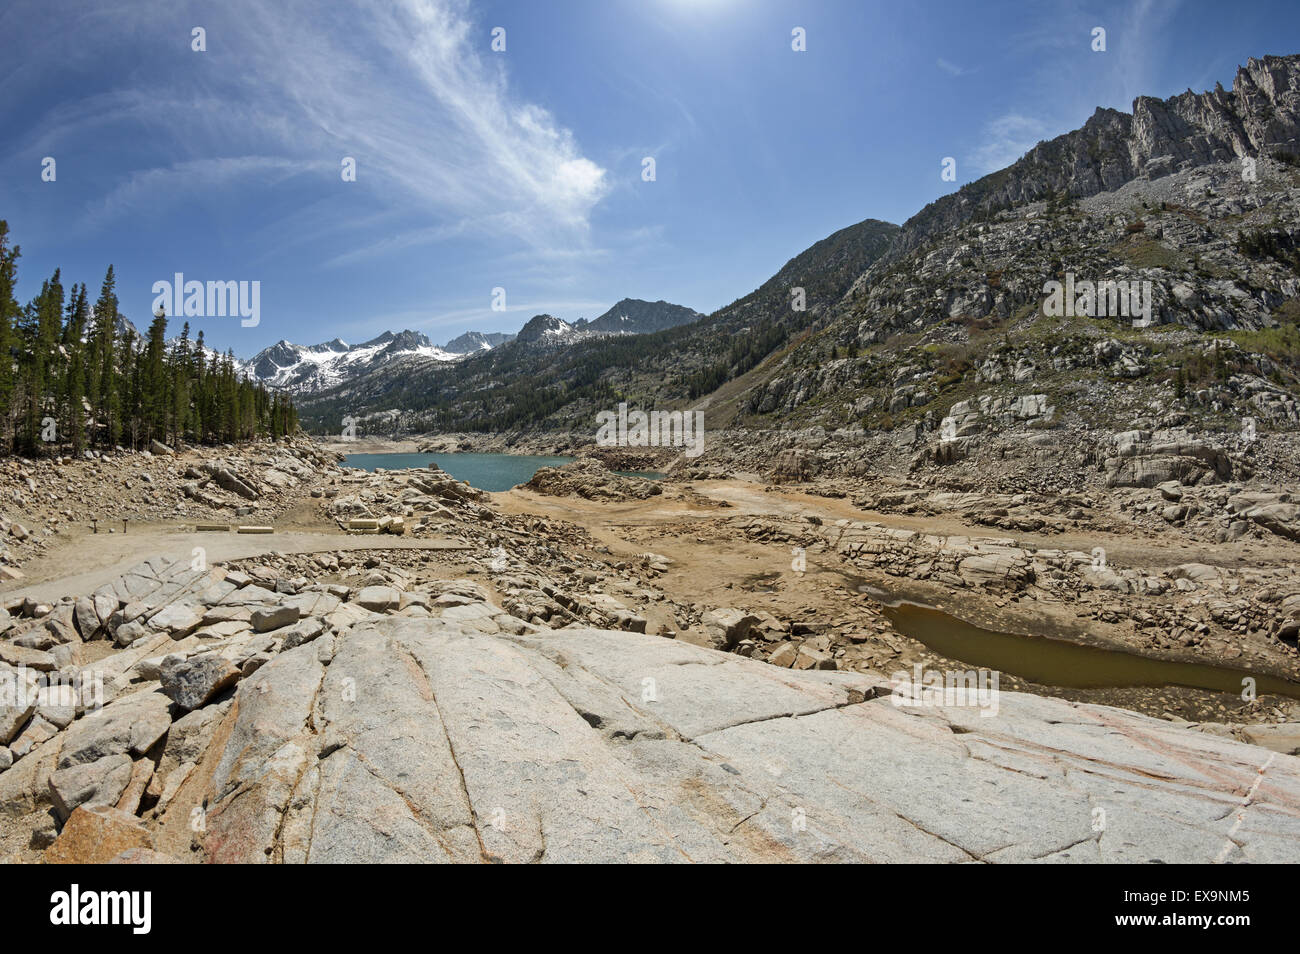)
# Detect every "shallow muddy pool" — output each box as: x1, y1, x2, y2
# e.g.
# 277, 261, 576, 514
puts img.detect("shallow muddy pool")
872, 593, 1300, 701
